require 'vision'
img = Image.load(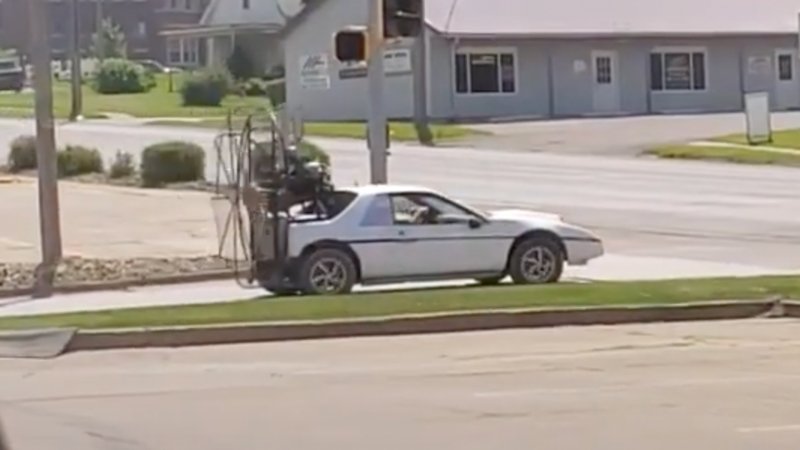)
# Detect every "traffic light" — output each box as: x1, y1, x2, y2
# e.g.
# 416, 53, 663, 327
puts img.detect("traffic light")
383, 0, 423, 39
334, 28, 369, 62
